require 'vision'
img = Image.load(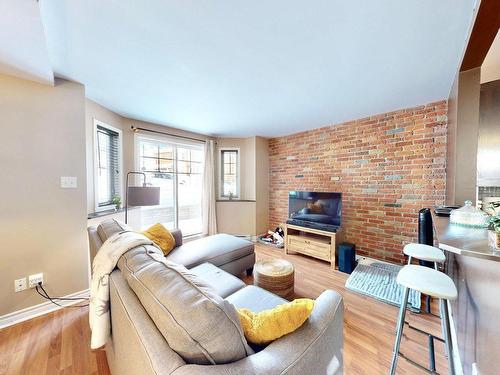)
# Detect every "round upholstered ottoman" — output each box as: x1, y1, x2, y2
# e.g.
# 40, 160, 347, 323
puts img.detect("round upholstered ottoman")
253, 258, 295, 300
